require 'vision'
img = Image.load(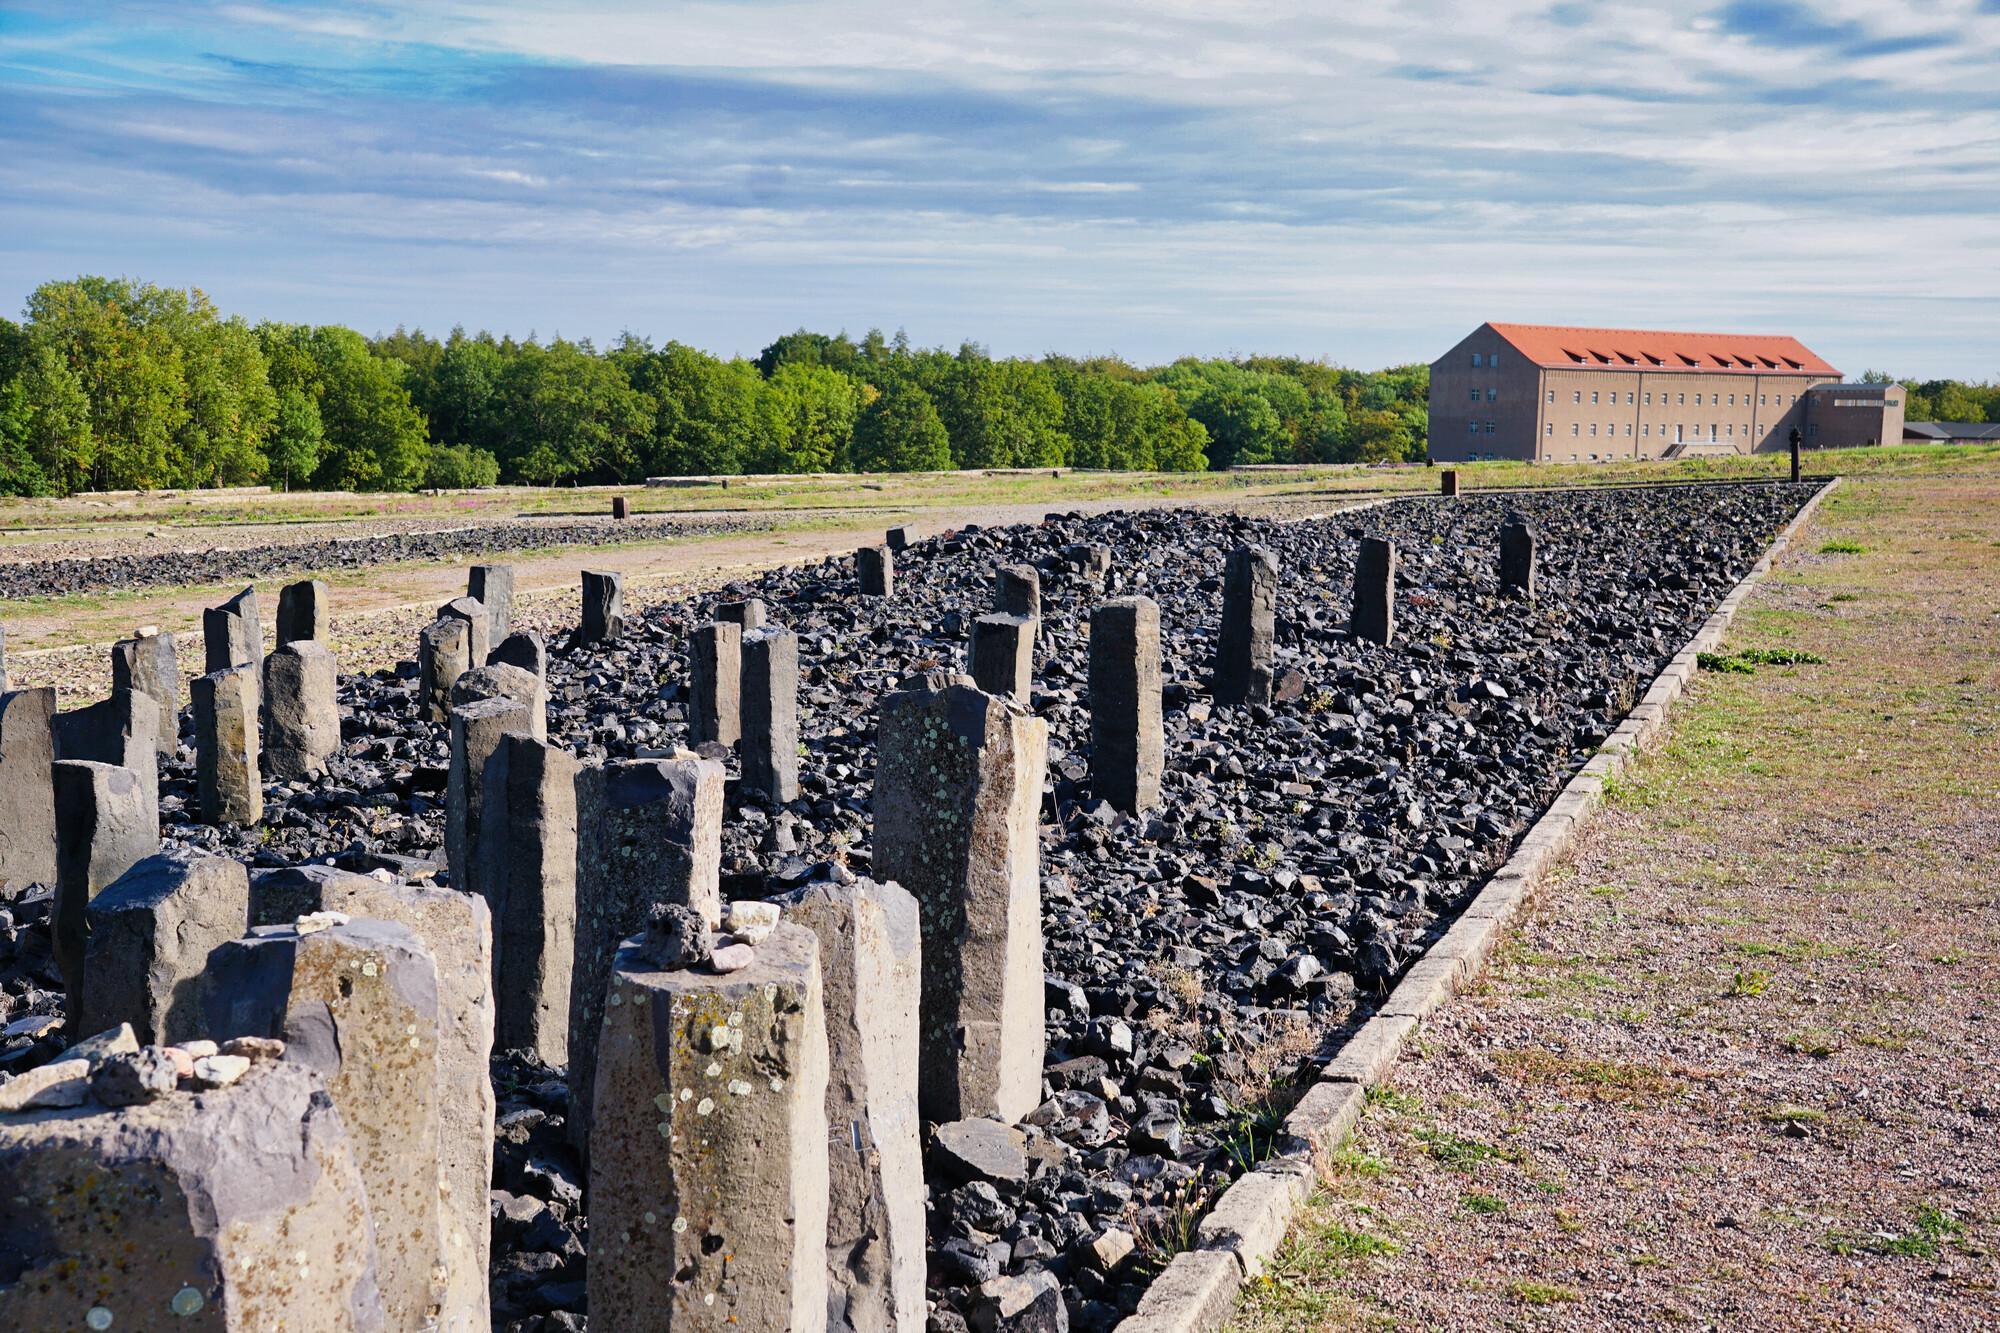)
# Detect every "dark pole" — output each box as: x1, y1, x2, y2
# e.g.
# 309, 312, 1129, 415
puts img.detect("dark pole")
1787, 426, 1802, 483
